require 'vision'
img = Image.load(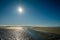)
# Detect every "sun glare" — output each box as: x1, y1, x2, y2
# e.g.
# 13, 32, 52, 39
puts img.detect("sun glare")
18, 7, 23, 13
